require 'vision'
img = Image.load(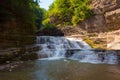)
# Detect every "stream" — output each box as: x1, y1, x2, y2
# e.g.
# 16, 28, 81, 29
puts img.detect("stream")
0, 36, 120, 80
